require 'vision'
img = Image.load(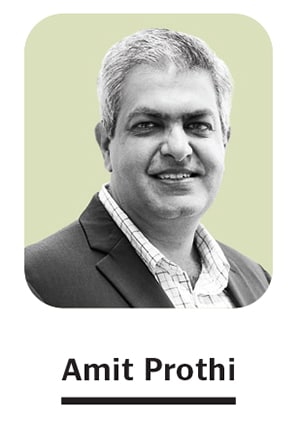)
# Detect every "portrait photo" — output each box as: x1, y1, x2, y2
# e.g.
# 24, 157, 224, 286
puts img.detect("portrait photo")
24, 14, 272, 308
